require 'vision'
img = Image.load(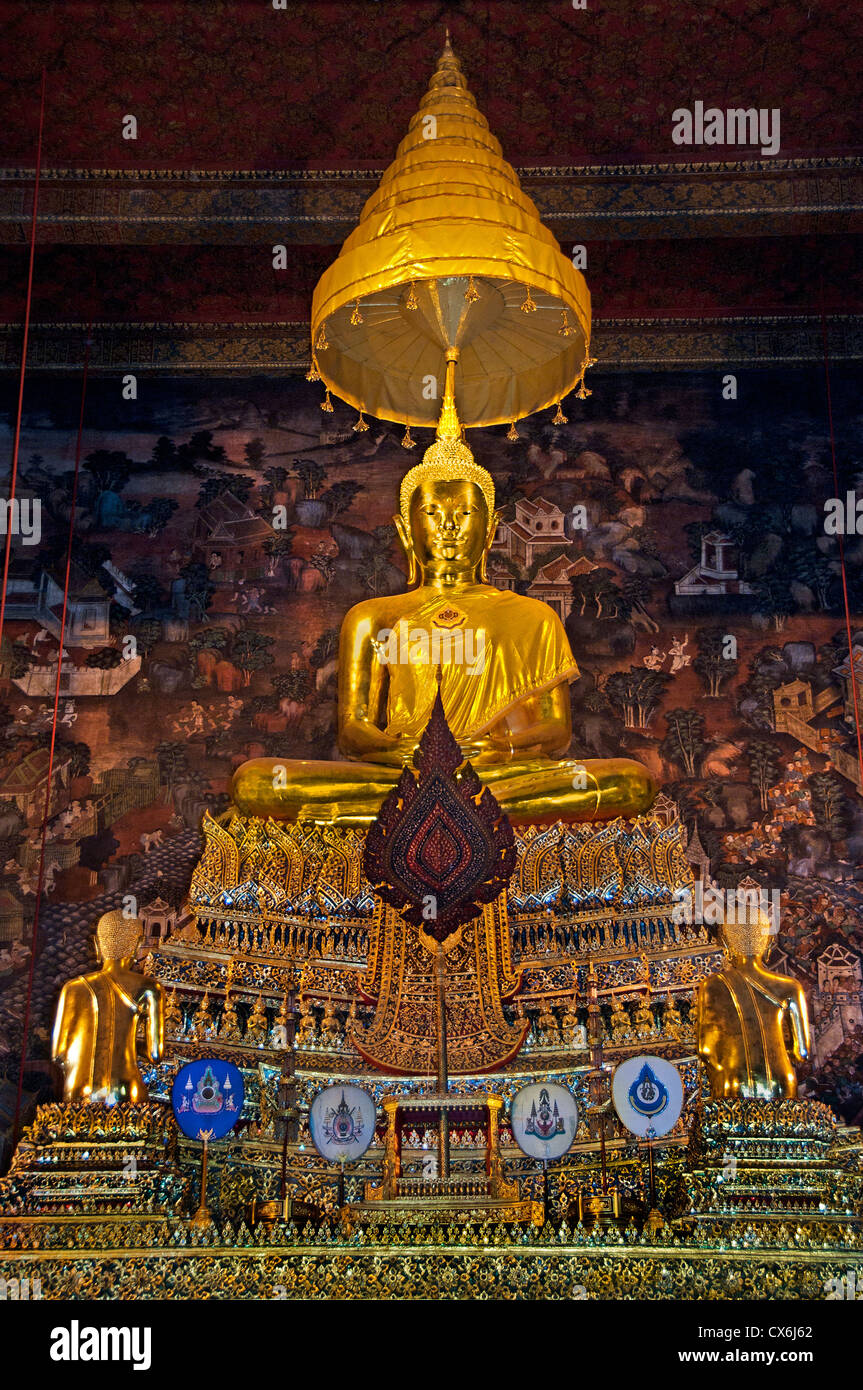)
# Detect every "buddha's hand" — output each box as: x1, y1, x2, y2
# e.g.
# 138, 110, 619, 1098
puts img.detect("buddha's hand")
363, 732, 419, 767
457, 736, 506, 765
